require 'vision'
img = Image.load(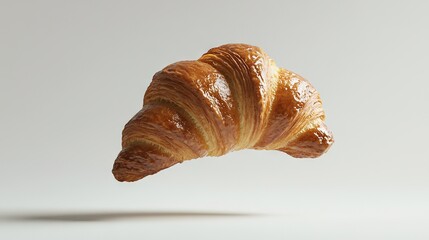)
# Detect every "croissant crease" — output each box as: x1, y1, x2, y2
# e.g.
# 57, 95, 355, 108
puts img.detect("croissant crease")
113, 44, 334, 182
